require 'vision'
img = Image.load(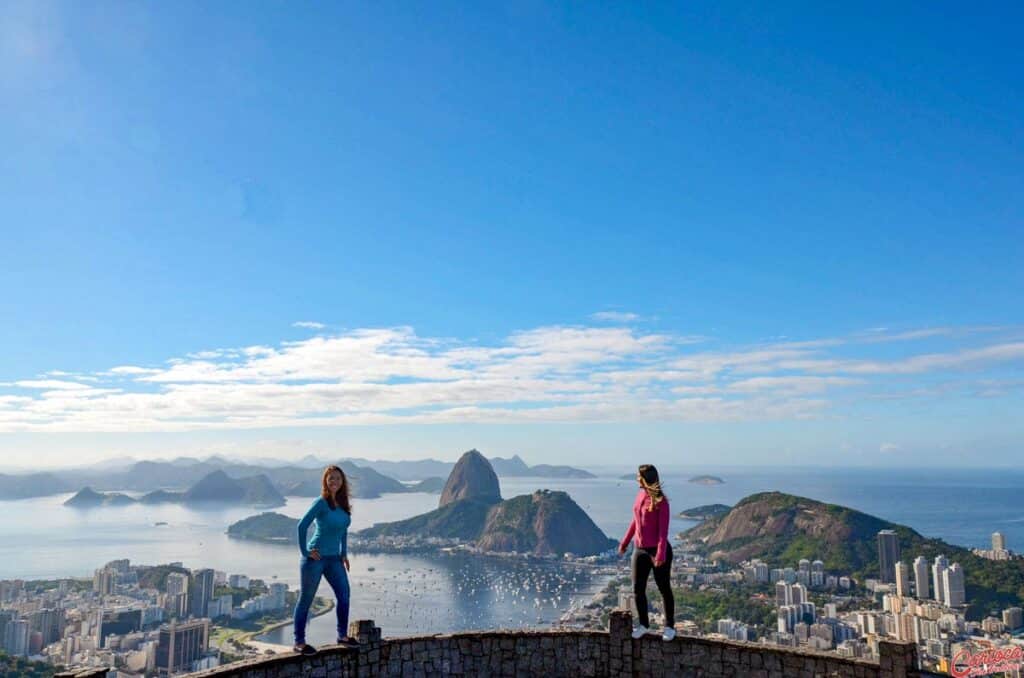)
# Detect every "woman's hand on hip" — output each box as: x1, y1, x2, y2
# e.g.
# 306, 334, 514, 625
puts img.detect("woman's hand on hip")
308, 548, 321, 561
